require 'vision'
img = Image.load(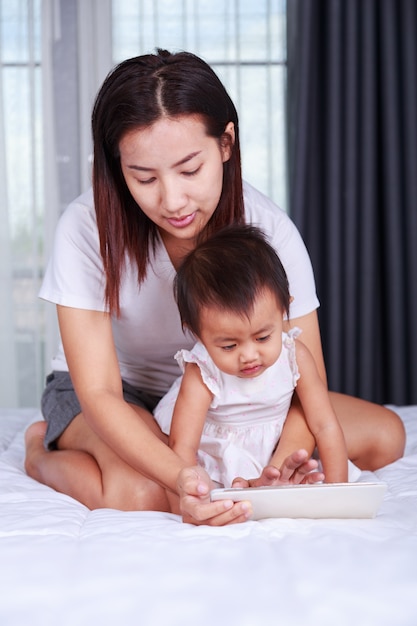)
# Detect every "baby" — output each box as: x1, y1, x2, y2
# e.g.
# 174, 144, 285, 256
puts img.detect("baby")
154, 224, 349, 488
